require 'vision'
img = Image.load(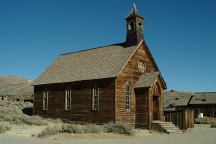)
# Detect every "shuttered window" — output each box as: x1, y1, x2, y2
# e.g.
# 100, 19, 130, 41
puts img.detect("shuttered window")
92, 82, 99, 111
65, 88, 72, 110
126, 82, 131, 111
43, 89, 48, 111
